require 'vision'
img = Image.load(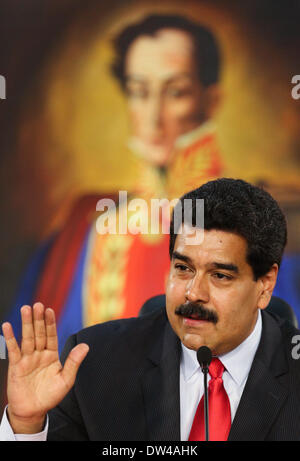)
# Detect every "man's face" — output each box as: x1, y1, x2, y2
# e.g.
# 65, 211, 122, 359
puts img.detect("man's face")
124, 28, 214, 166
166, 225, 272, 355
